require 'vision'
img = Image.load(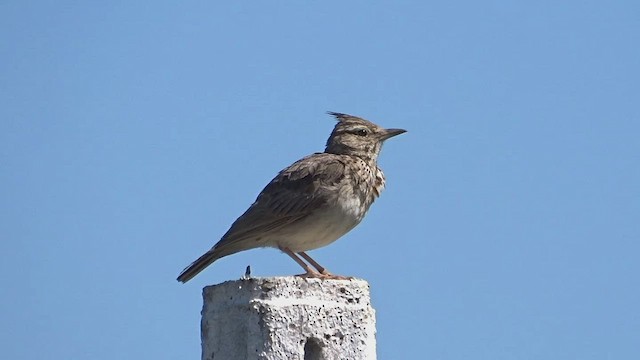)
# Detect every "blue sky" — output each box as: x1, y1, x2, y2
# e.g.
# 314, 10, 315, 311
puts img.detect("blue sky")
1, 1, 638, 359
